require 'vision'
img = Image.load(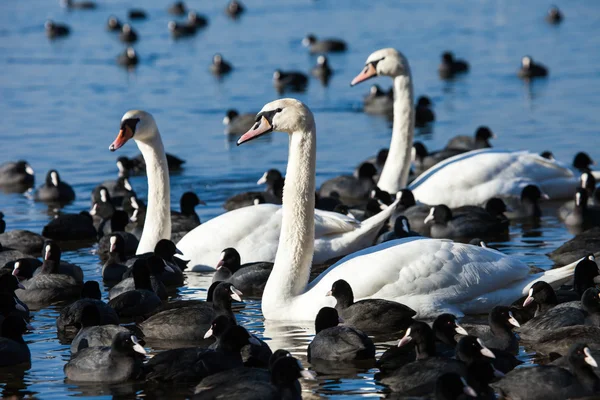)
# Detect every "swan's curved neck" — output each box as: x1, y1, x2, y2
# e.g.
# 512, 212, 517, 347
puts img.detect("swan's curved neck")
377, 74, 414, 194
262, 123, 317, 317
135, 132, 171, 254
